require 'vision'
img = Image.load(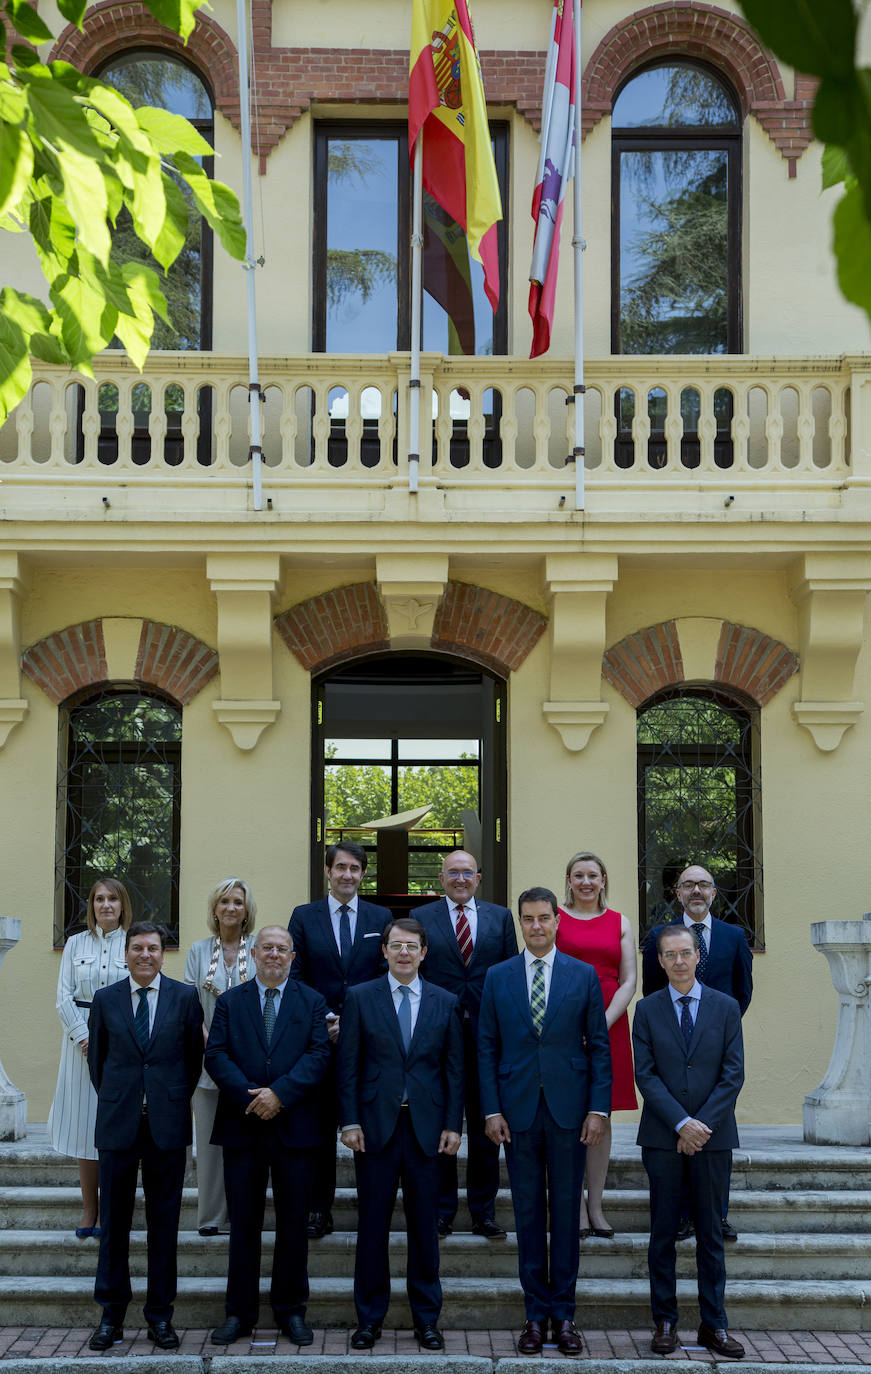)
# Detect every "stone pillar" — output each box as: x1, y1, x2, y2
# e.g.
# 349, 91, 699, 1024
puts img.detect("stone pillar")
0, 918, 26, 1140
803, 914, 871, 1146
